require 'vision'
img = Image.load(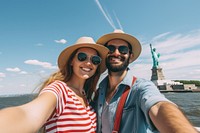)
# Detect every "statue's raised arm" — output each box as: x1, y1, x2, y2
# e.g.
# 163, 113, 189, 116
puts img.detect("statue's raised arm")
150, 44, 160, 68
150, 43, 153, 50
